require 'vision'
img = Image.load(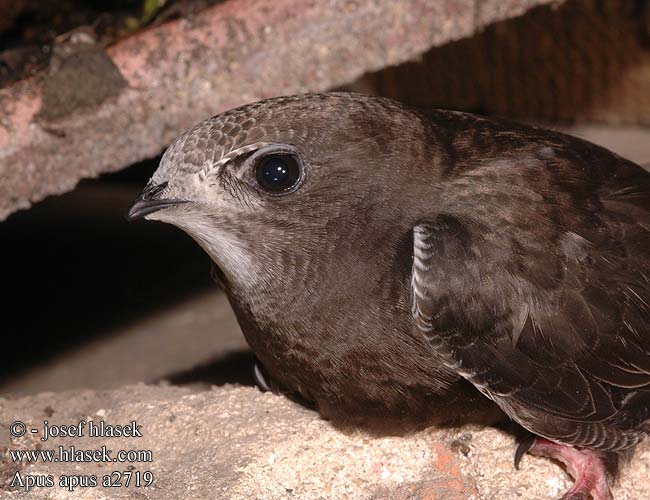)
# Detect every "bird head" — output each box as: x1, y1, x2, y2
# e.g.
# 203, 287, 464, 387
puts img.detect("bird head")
128, 93, 430, 296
